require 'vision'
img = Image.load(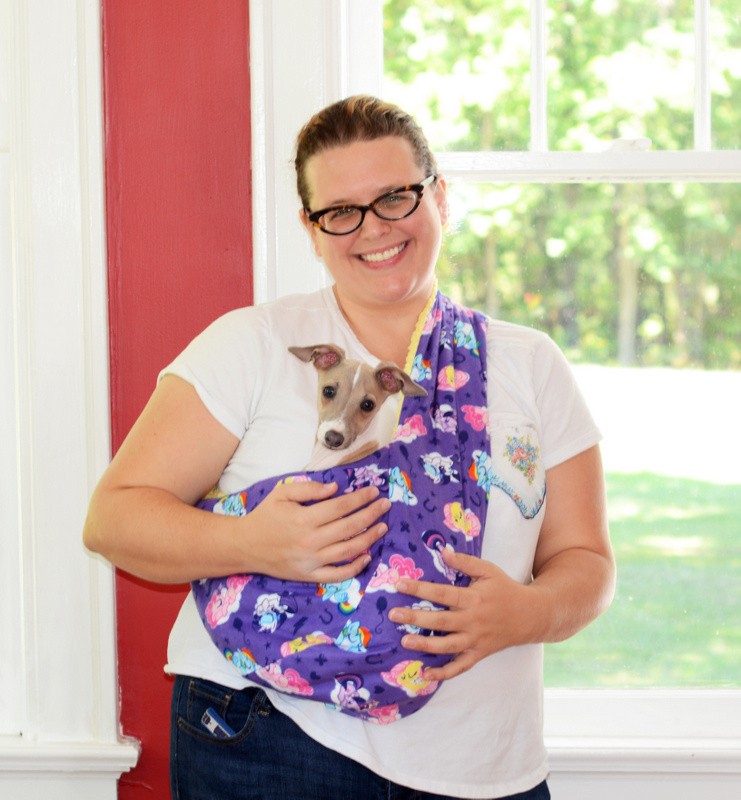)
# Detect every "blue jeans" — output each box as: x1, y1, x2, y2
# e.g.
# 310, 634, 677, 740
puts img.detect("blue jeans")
170, 676, 550, 800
